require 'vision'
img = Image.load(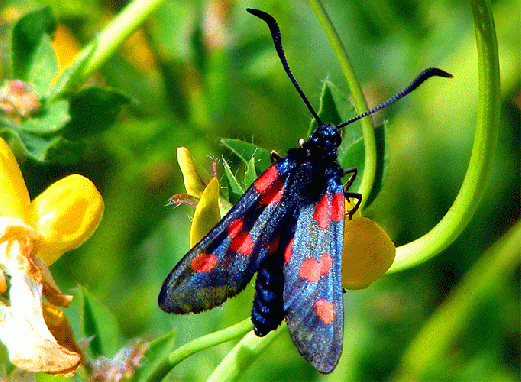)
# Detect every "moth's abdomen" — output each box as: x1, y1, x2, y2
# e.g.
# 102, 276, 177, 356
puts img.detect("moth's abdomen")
252, 253, 285, 336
